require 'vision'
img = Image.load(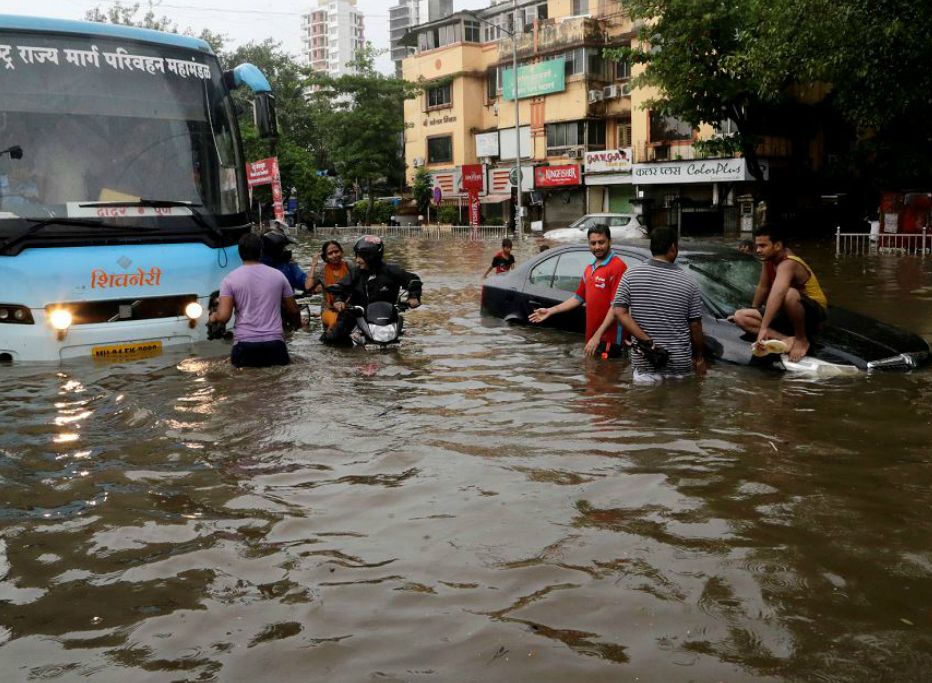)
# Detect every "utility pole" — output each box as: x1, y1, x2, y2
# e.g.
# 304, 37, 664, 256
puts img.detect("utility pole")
511, 0, 523, 239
